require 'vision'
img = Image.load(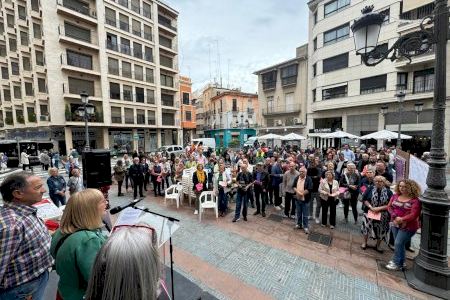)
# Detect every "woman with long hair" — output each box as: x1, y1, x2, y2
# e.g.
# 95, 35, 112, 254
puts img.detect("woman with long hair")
385, 179, 421, 271
85, 226, 165, 300
50, 189, 107, 300
192, 163, 207, 215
